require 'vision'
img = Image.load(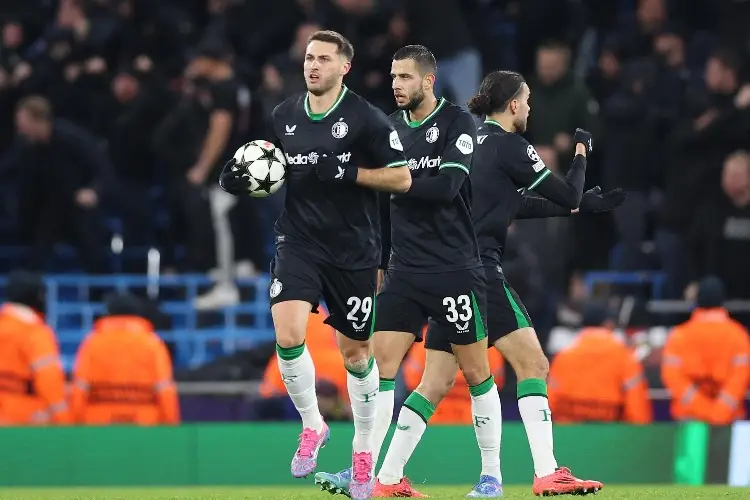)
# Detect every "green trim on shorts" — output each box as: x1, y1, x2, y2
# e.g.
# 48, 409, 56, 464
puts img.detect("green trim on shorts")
276, 342, 305, 361
517, 377, 548, 399
504, 282, 531, 329
469, 375, 495, 397
368, 292, 377, 339
403, 391, 436, 423
471, 291, 487, 342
